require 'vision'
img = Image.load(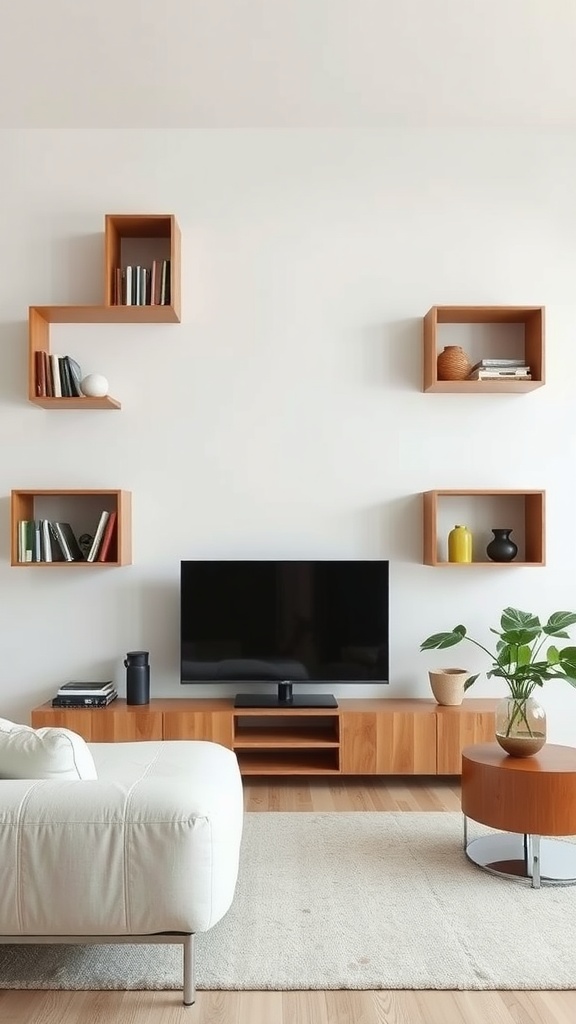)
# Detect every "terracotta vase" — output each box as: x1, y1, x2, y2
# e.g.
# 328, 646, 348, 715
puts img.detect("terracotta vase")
437, 345, 471, 381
